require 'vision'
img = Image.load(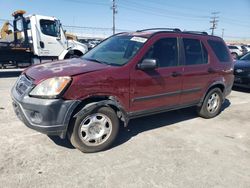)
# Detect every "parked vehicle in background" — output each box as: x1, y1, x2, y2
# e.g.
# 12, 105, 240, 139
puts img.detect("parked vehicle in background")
78, 38, 91, 49
11, 28, 234, 153
88, 40, 102, 49
228, 45, 248, 59
78, 39, 102, 50
234, 52, 250, 88
243, 45, 250, 52
0, 10, 88, 68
